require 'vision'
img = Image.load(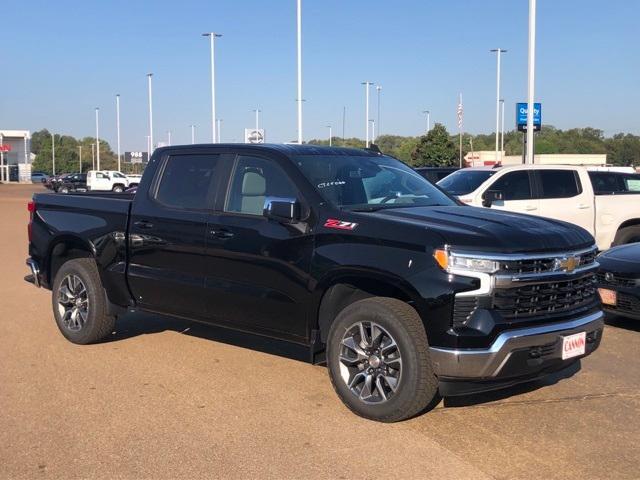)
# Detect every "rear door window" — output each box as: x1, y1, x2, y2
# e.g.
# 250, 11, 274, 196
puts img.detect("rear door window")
155, 154, 219, 210
490, 171, 533, 200
537, 170, 581, 199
